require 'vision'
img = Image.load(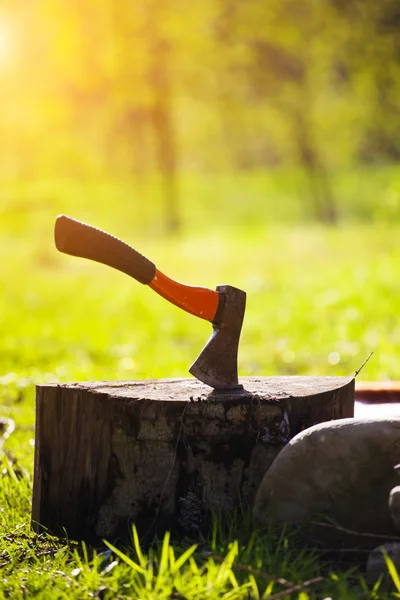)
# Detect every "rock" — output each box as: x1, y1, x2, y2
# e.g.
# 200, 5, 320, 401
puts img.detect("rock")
389, 464, 400, 533
366, 542, 400, 589
389, 487, 400, 533
253, 417, 400, 535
